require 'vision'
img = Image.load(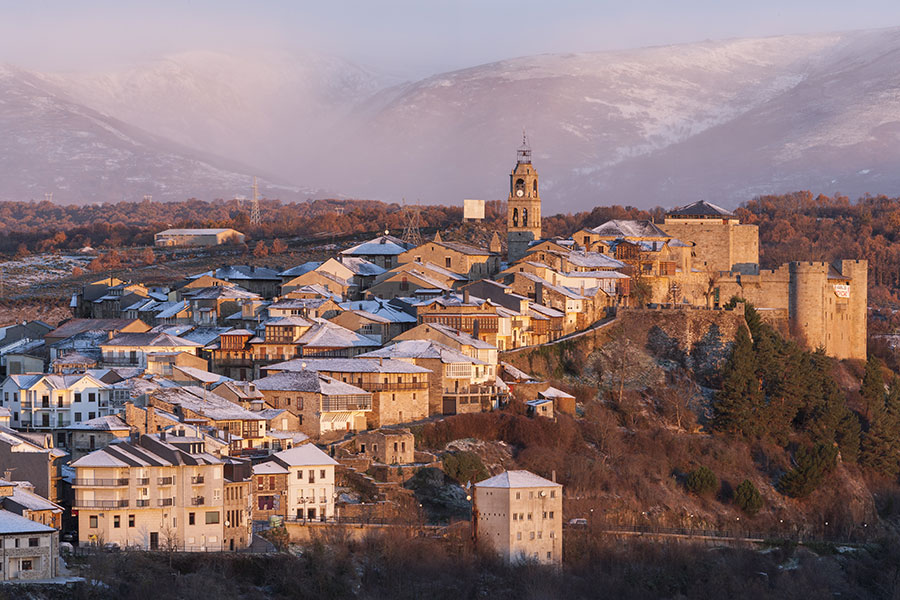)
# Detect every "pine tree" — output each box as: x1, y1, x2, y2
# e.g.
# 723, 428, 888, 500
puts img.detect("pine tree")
860, 355, 886, 422
713, 326, 763, 437
734, 479, 763, 515
778, 443, 839, 498
860, 377, 900, 477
